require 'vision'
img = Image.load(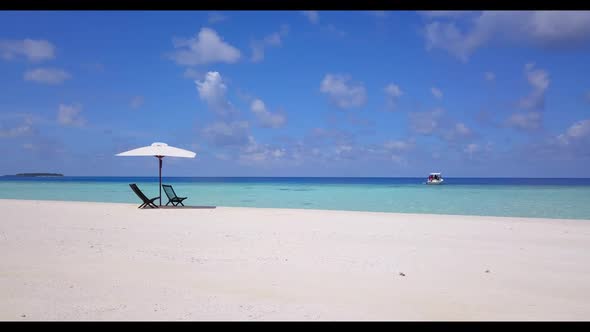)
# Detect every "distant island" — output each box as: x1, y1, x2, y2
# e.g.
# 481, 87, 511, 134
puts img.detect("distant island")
6, 173, 64, 177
